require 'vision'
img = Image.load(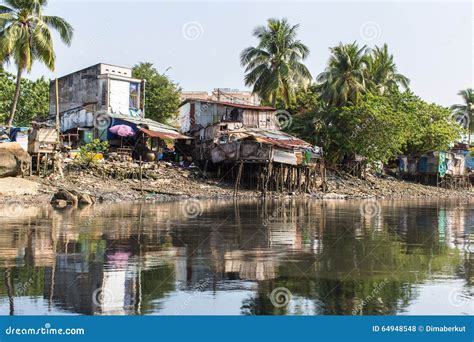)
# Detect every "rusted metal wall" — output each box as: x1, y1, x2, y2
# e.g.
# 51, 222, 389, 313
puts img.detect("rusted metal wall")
49, 64, 106, 116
